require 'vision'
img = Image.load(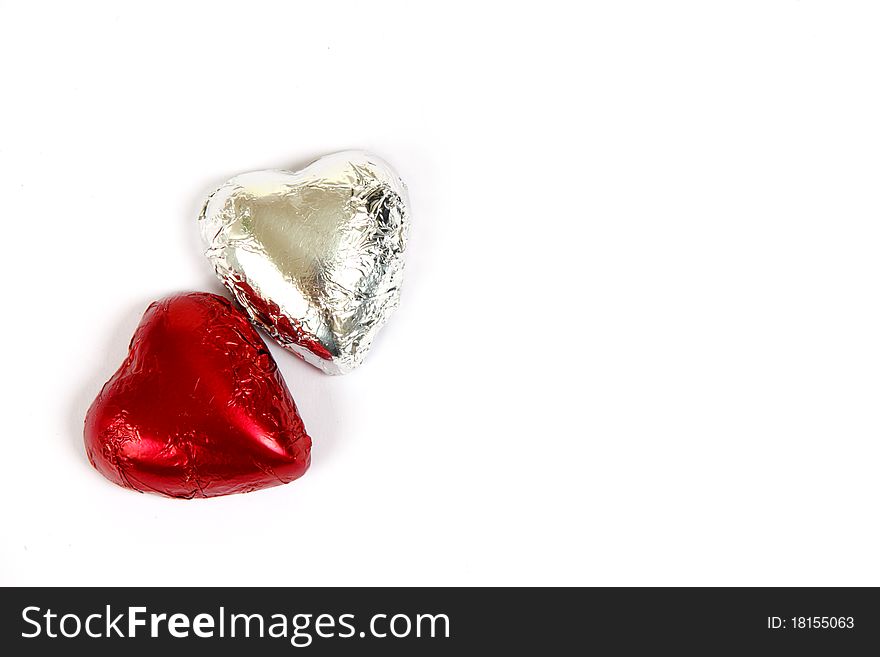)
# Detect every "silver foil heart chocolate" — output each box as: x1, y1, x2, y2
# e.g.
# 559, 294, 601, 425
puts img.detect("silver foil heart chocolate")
199, 151, 410, 374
